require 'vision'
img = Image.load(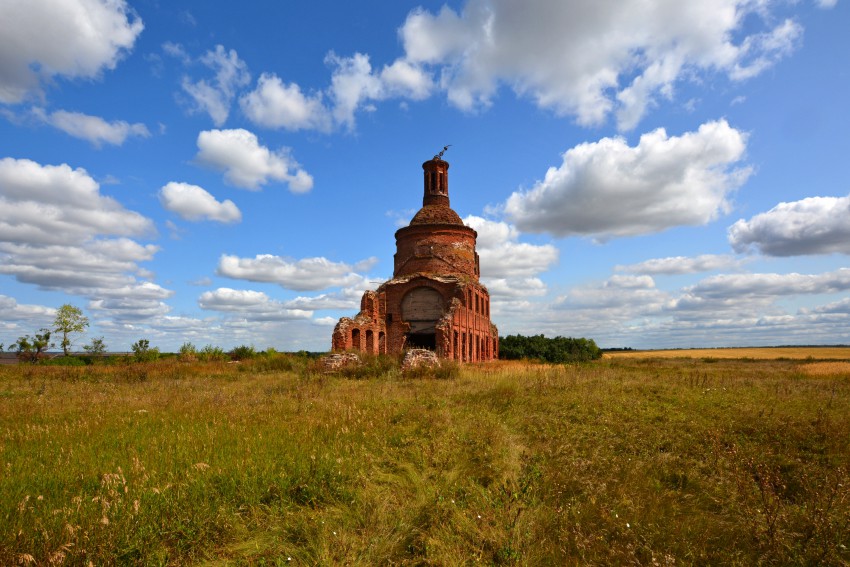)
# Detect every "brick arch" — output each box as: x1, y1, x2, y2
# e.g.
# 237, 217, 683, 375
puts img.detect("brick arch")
401, 286, 445, 349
